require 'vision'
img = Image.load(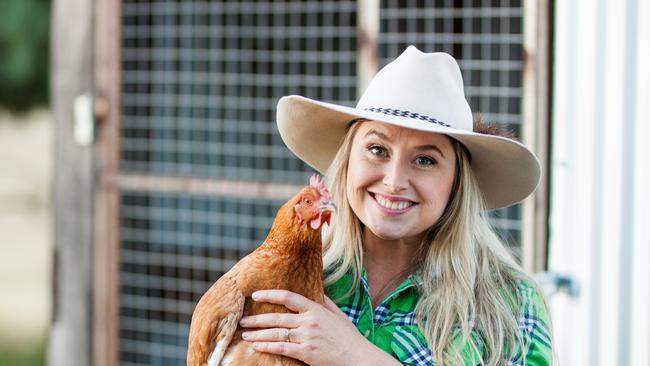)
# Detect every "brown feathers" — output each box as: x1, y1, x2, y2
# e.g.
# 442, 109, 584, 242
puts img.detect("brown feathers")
187, 177, 334, 366
473, 114, 519, 141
